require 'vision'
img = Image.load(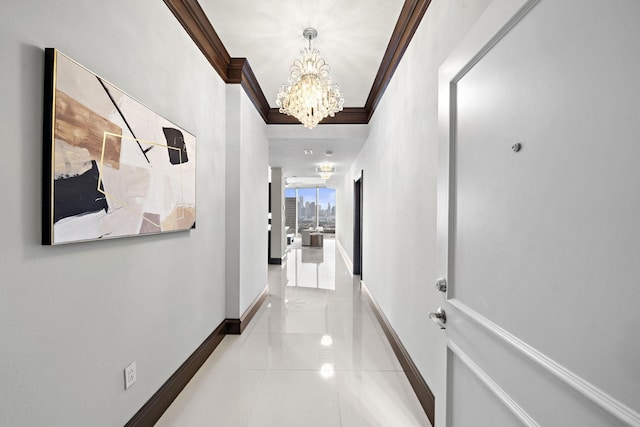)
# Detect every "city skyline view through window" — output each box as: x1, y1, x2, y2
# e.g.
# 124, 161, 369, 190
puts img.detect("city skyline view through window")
285, 187, 336, 234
